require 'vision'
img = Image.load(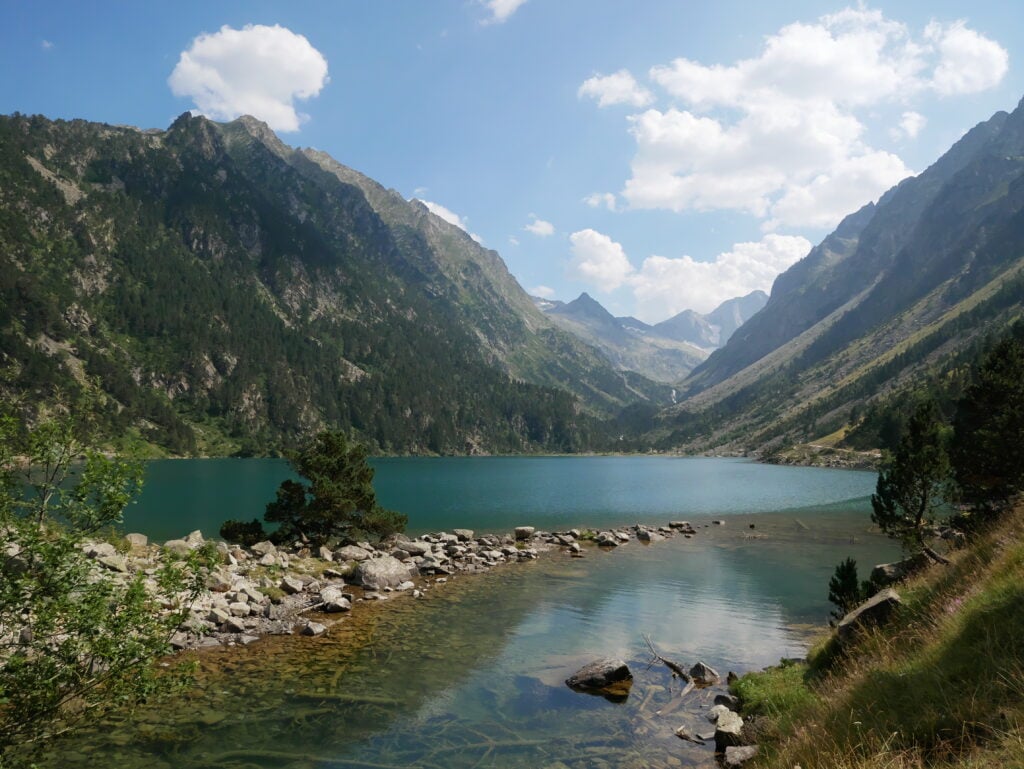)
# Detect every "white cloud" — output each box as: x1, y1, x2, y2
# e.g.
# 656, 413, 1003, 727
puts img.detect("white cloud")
568, 229, 634, 293
480, 0, 527, 25
890, 110, 927, 141
578, 70, 654, 108
418, 199, 484, 244
630, 234, 812, 319
584, 192, 618, 211
531, 285, 556, 299
41, 40, 54, 51
927, 20, 1009, 96
508, 236, 520, 246
168, 24, 328, 132
524, 215, 555, 237
606, 7, 1006, 231
566, 229, 811, 321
